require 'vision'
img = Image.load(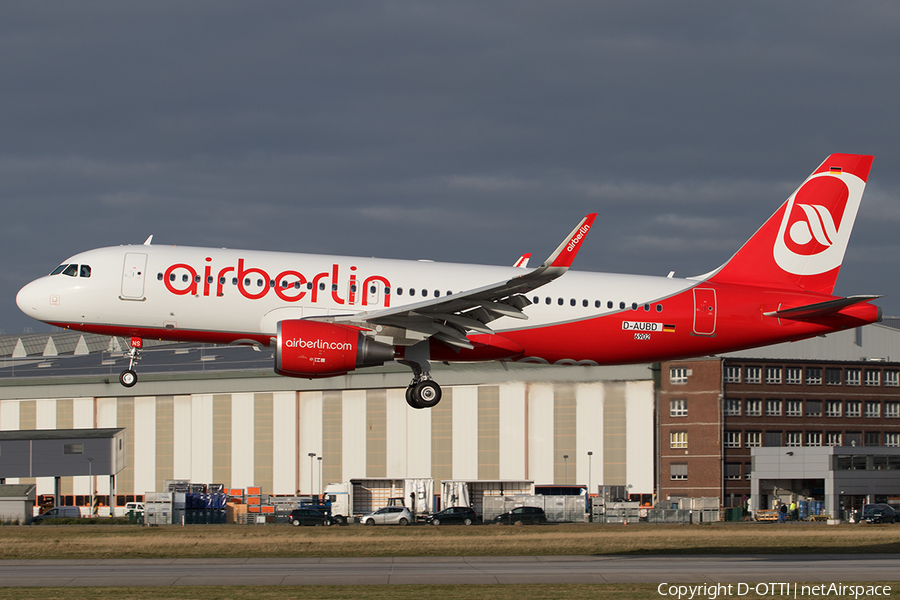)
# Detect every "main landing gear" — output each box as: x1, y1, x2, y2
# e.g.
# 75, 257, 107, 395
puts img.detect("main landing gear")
400, 341, 442, 409
118, 337, 142, 388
